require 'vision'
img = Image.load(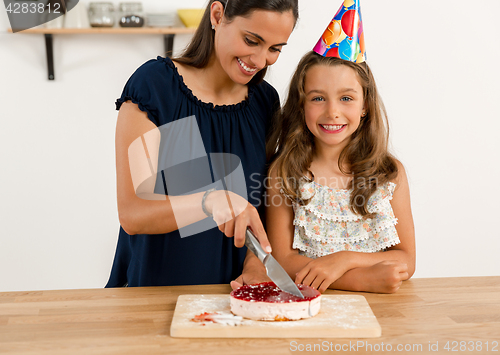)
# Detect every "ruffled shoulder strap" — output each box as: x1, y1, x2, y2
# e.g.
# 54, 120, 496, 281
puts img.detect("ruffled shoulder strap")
279, 176, 313, 202
366, 182, 396, 214
295, 180, 396, 222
